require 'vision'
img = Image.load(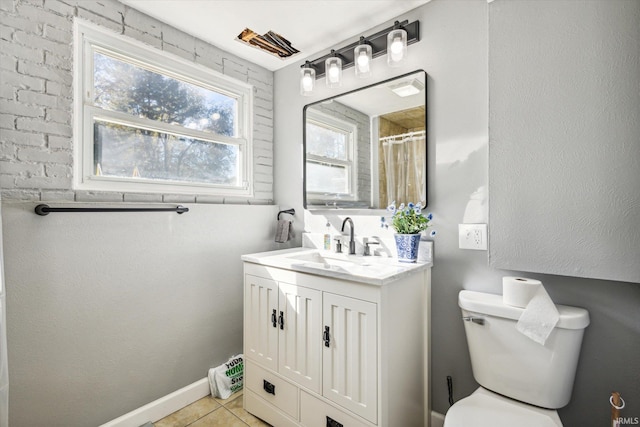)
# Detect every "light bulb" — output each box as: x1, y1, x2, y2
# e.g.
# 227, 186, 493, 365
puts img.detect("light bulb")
390, 36, 403, 62
302, 74, 313, 91
357, 51, 369, 72
300, 66, 315, 96
328, 63, 340, 82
